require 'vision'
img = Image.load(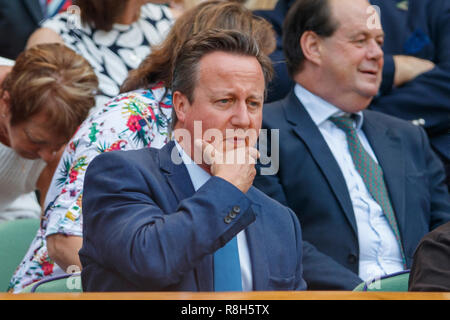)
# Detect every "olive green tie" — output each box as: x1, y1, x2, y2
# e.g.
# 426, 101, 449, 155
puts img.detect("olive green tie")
330, 116, 406, 268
